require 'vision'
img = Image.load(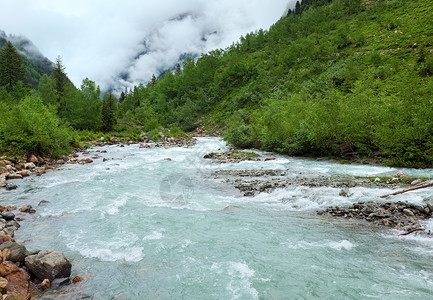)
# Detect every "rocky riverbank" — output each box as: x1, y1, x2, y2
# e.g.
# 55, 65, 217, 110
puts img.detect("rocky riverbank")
318, 201, 433, 234
0, 204, 77, 299
0, 135, 196, 191
0, 135, 197, 298
204, 152, 433, 234
212, 169, 419, 197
